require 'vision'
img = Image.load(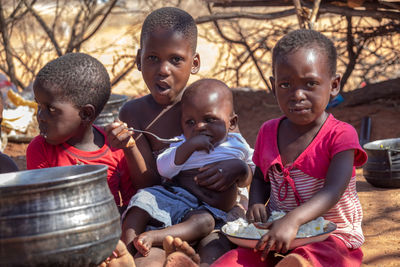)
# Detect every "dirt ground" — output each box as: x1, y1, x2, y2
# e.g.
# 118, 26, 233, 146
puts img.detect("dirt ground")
4, 89, 400, 266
